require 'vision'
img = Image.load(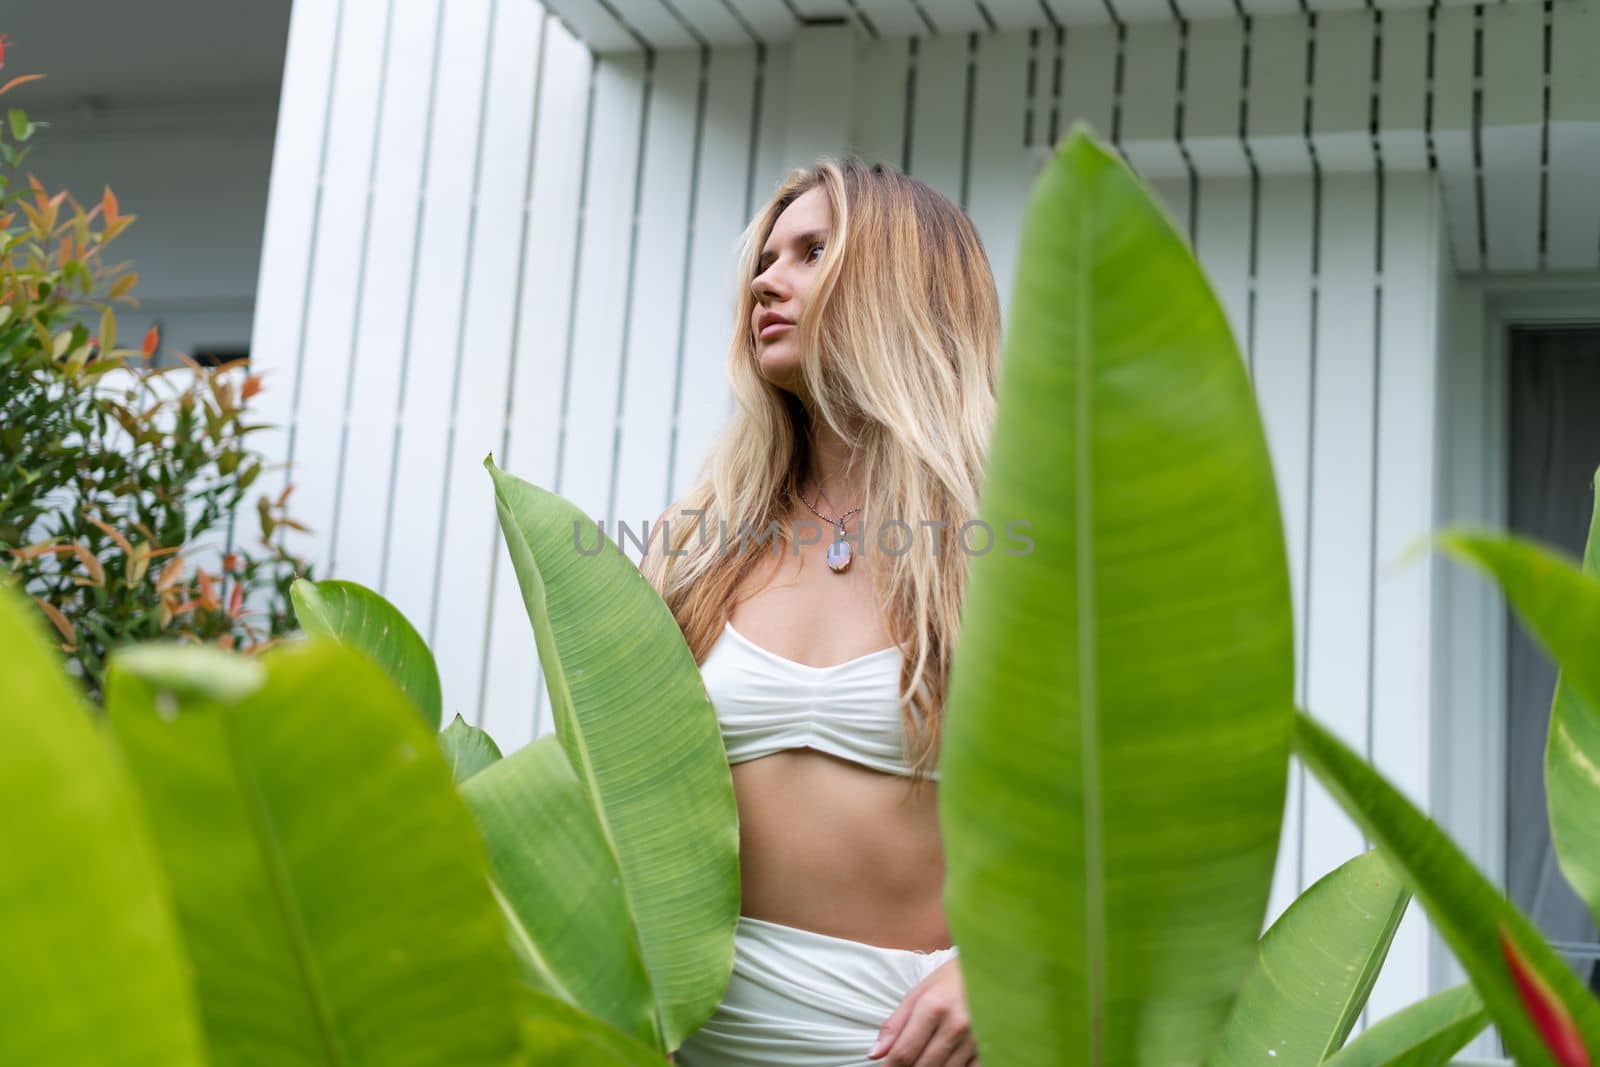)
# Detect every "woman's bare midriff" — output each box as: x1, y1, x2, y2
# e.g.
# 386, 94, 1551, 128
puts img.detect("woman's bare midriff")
722, 513, 950, 954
